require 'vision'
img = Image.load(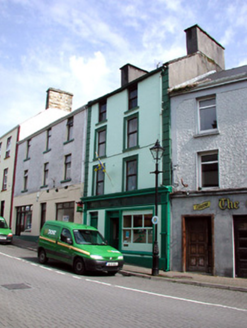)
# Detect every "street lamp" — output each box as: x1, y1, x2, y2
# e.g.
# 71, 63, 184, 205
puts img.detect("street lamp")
150, 139, 164, 276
